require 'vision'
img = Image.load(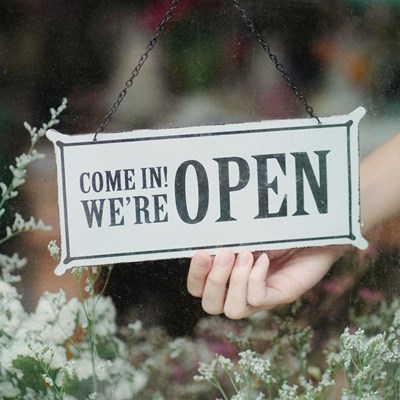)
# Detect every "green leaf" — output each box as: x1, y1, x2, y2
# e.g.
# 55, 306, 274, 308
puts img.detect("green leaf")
13, 356, 47, 394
